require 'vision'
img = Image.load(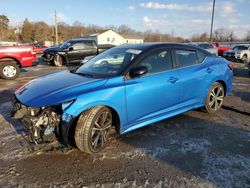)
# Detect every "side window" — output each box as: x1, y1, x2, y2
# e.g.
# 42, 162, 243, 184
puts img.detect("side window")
73, 42, 85, 50
84, 41, 95, 48
137, 49, 173, 75
208, 44, 215, 49
175, 49, 199, 68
